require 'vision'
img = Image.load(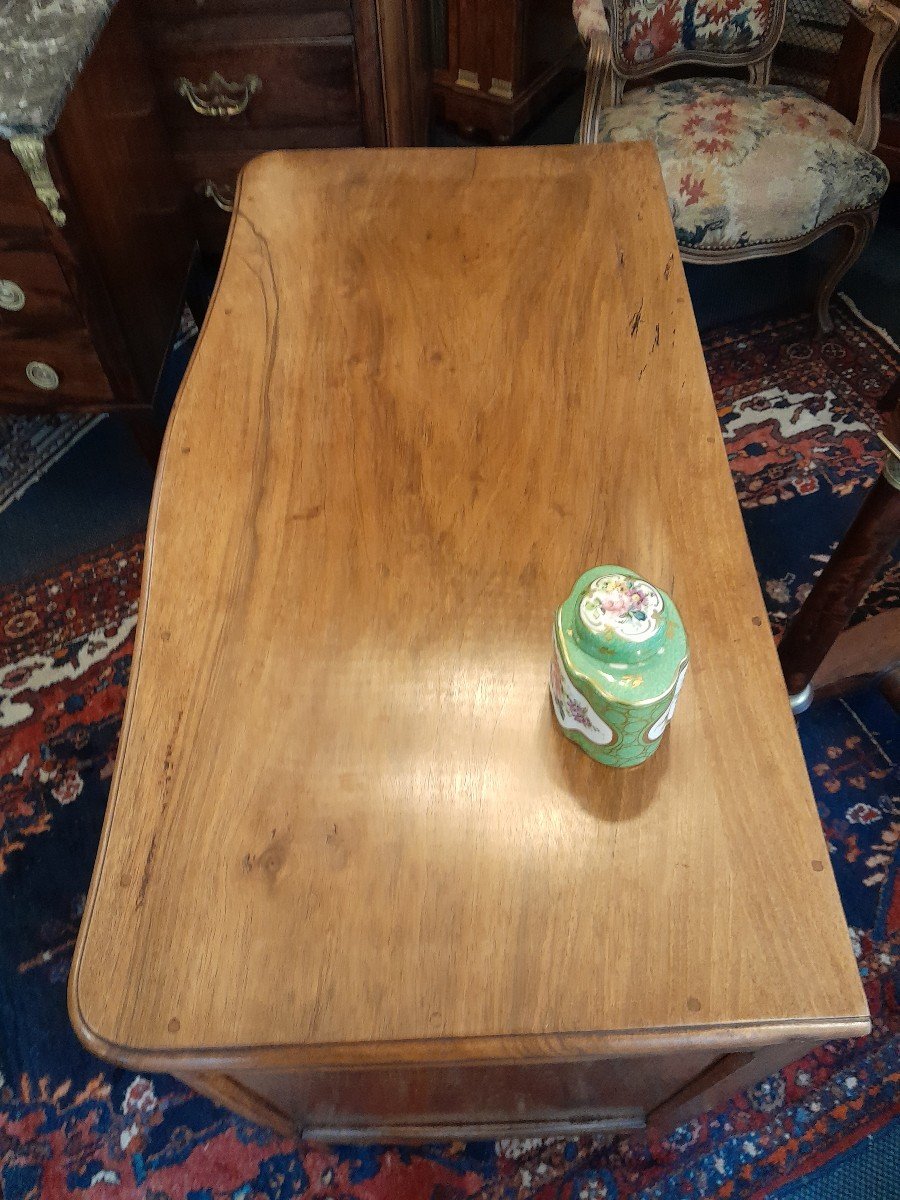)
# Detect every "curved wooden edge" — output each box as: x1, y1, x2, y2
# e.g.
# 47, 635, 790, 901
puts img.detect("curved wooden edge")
67, 1012, 872, 1077
814, 209, 877, 332
180, 1071, 295, 1137
812, 608, 900, 698
577, 2, 785, 127
678, 206, 881, 266
67, 157, 253, 1067
840, 0, 900, 150
648, 1038, 816, 1130
68, 145, 872, 1083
